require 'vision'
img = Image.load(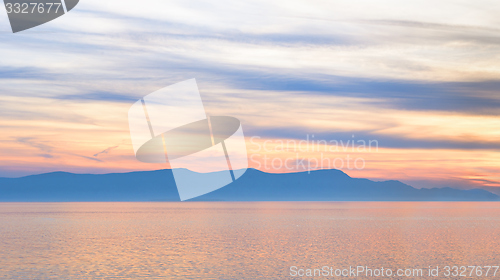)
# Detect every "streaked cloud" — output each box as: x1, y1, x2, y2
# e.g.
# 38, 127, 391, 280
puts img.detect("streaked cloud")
94, 145, 119, 157
0, 0, 499, 191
